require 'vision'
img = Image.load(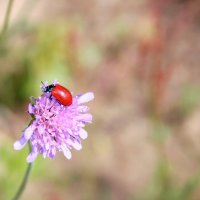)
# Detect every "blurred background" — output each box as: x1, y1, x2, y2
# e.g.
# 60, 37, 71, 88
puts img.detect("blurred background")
1, 0, 200, 199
